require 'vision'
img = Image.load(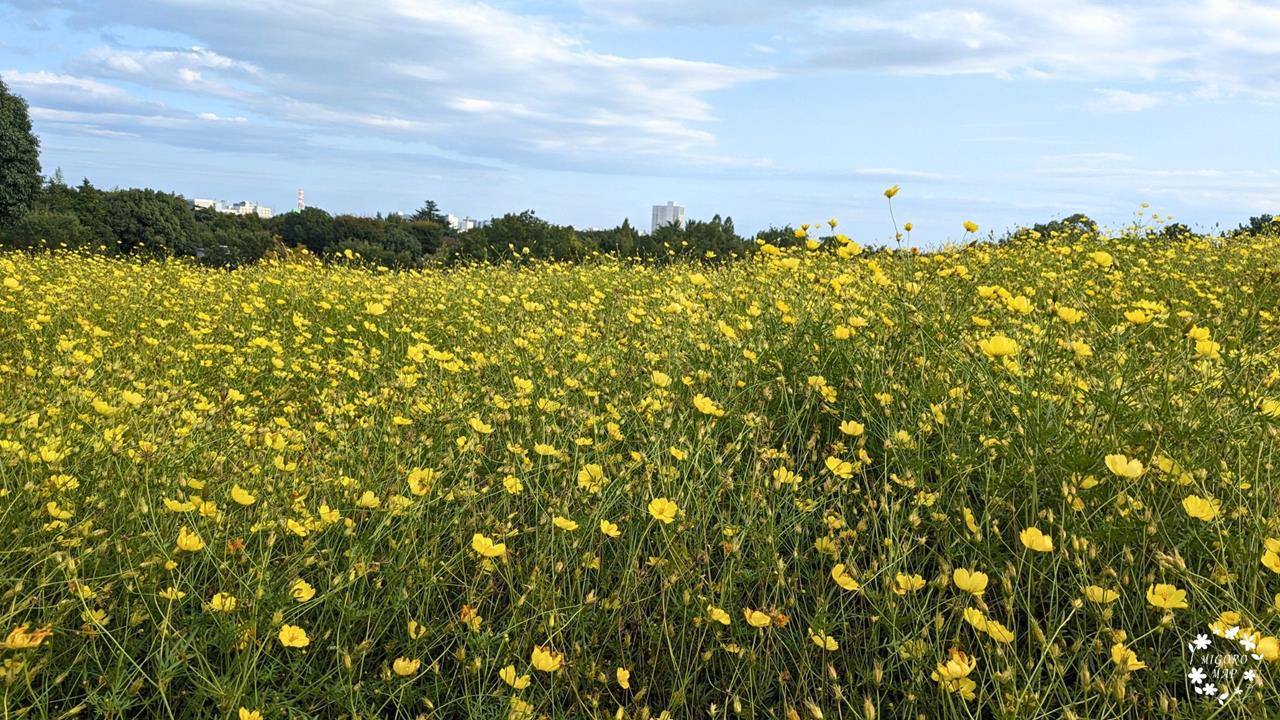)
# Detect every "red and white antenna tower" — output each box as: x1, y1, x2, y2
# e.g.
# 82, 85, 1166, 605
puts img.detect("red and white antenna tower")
296, 188, 305, 210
